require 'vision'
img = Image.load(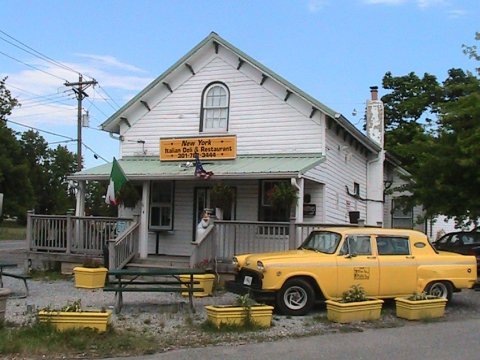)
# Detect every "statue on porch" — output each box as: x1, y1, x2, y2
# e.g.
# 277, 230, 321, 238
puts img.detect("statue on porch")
196, 210, 213, 242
